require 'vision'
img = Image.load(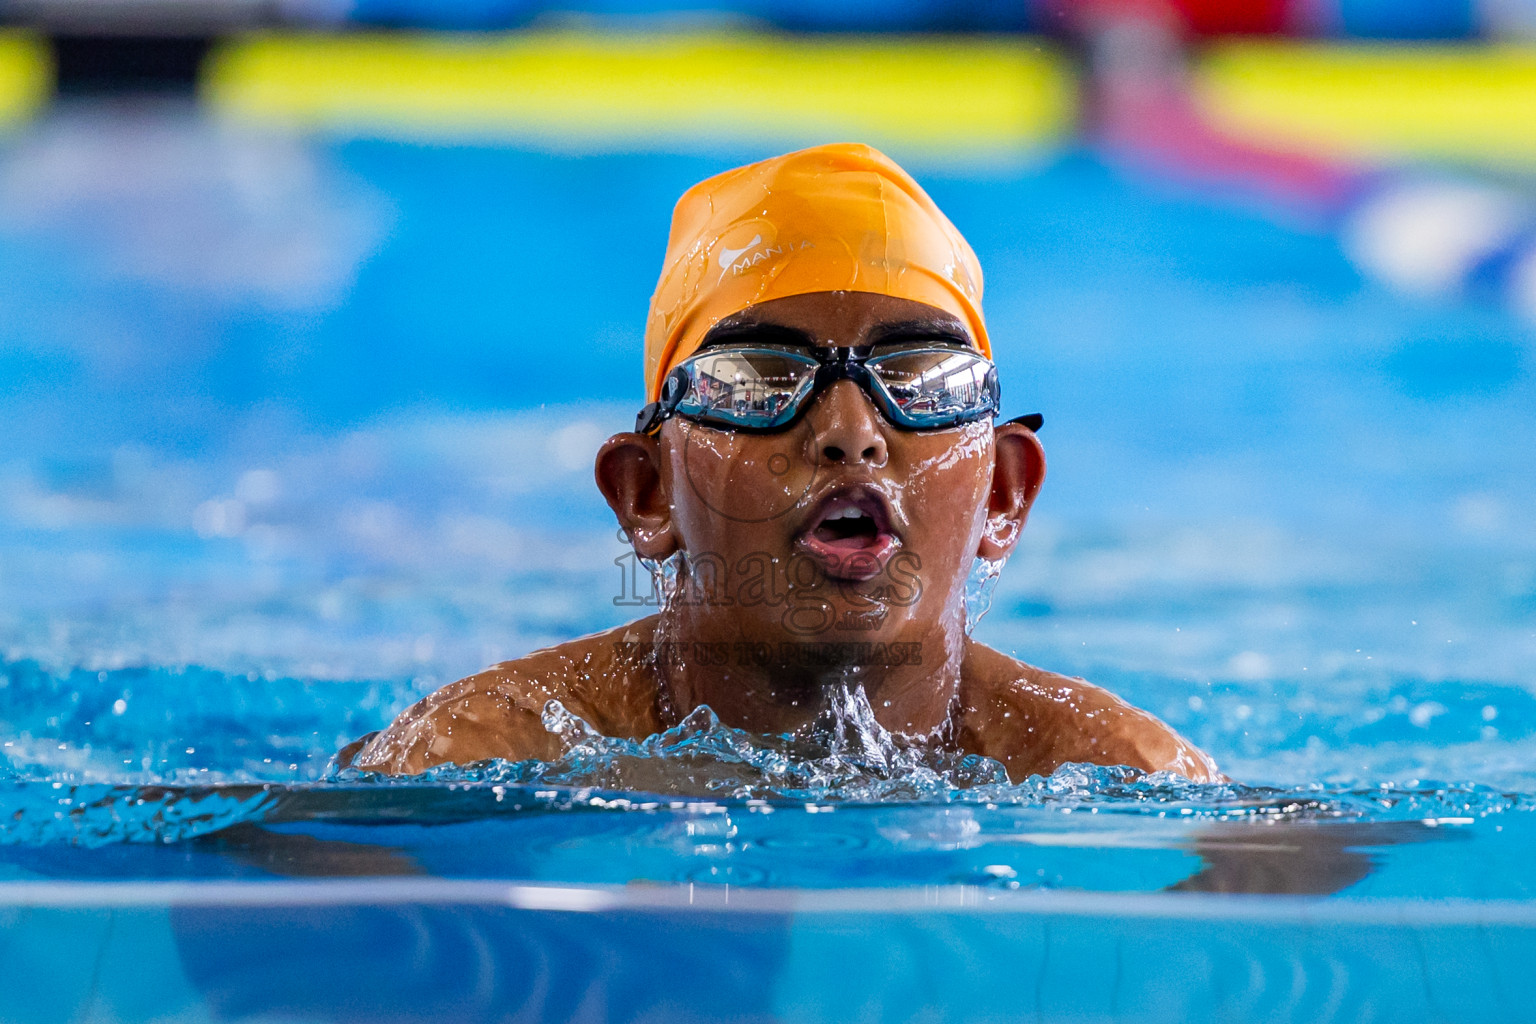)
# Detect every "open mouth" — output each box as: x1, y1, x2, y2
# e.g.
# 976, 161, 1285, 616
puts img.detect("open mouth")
795, 487, 901, 580
813, 503, 882, 548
